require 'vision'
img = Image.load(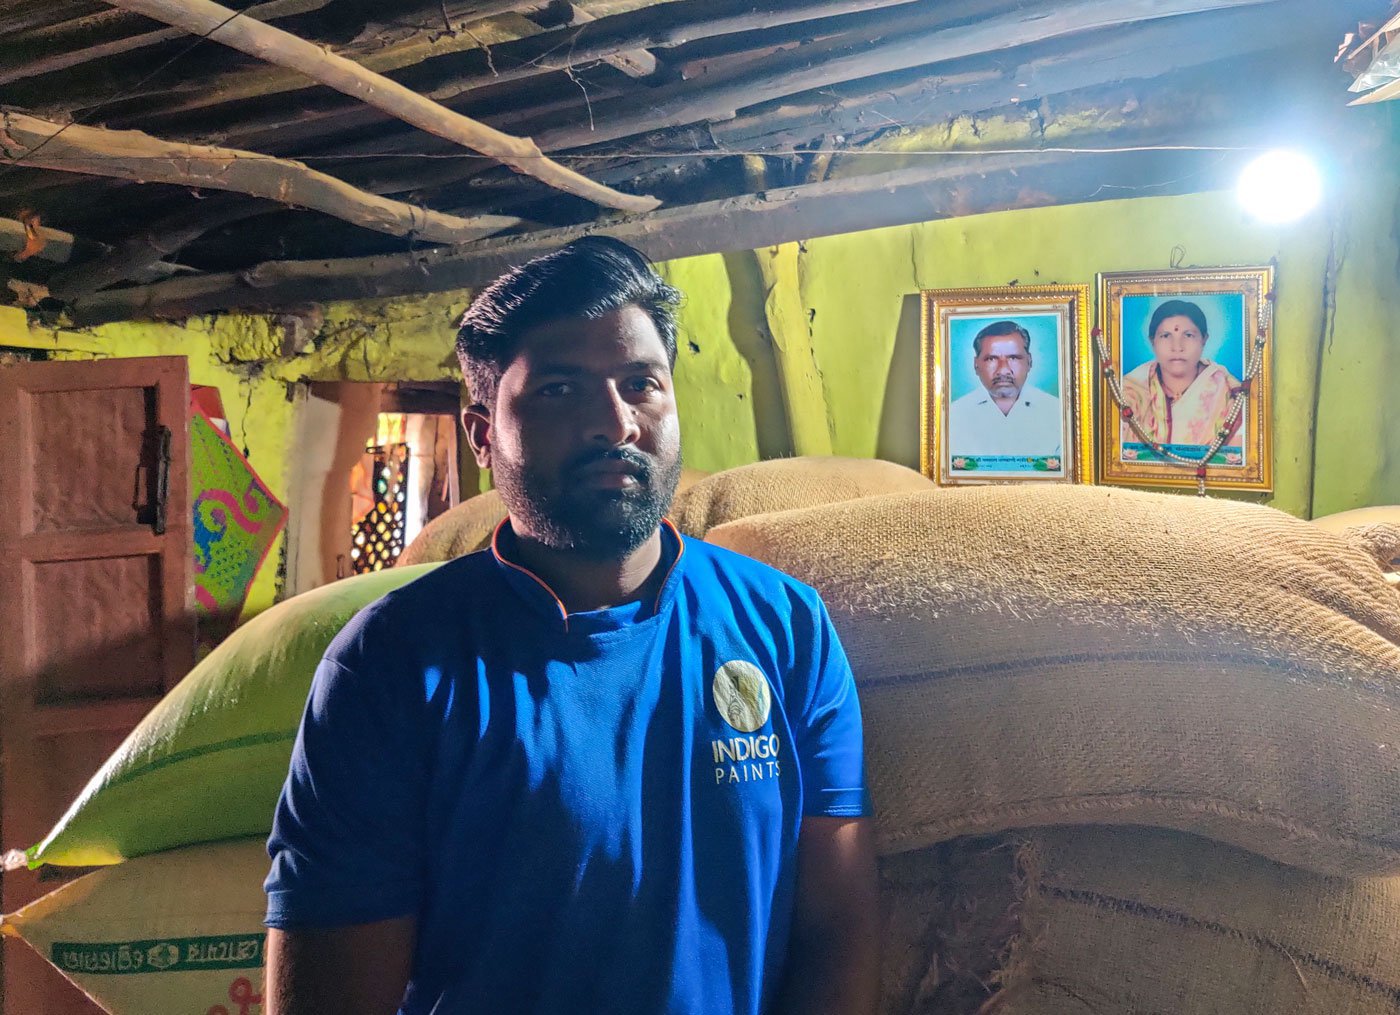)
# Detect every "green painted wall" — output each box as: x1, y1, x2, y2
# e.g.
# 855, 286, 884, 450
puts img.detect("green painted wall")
655, 158, 1398, 518
5, 152, 1397, 611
